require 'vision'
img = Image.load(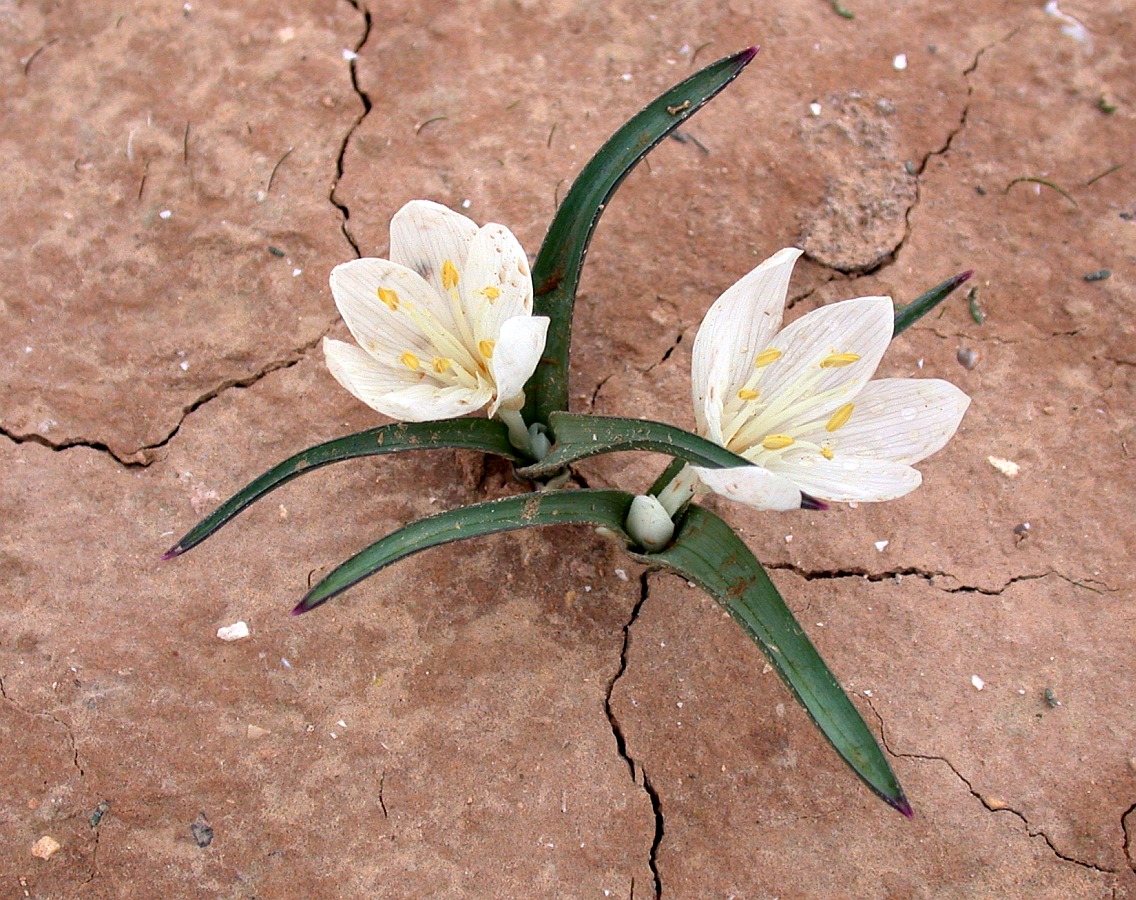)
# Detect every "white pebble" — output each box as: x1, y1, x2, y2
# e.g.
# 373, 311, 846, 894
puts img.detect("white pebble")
217, 621, 250, 642
893, 53, 908, 71
342, 49, 358, 61
460, 199, 472, 209
292, 268, 302, 277
874, 540, 889, 552
809, 102, 822, 116
159, 209, 172, 219
987, 456, 1020, 477
614, 568, 628, 581
971, 674, 985, 691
